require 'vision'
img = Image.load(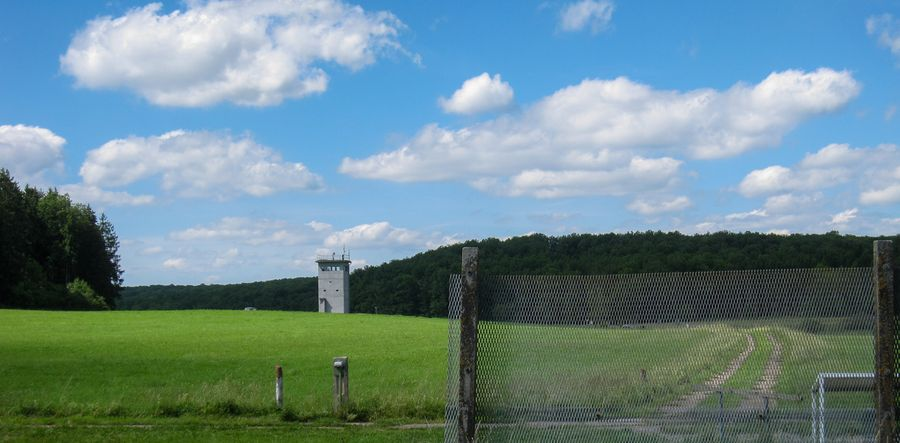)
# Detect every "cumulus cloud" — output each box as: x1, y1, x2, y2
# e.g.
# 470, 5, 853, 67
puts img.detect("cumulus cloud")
121, 216, 460, 284
867, 14, 900, 61
58, 184, 155, 207
627, 195, 691, 215
80, 130, 323, 200
60, 0, 409, 107
830, 208, 858, 226
739, 143, 900, 205
306, 220, 333, 232
560, 0, 614, 34
162, 258, 187, 269
861, 184, 900, 205
471, 156, 682, 198
683, 191, 833, 234
0, 124, 65, 184
141, 246, 163, 255
439, 73, 514, 115
342, 69, 858, 198
170, 217, 290, 242
213, 248, 240, 267
324, 221, 420, 248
